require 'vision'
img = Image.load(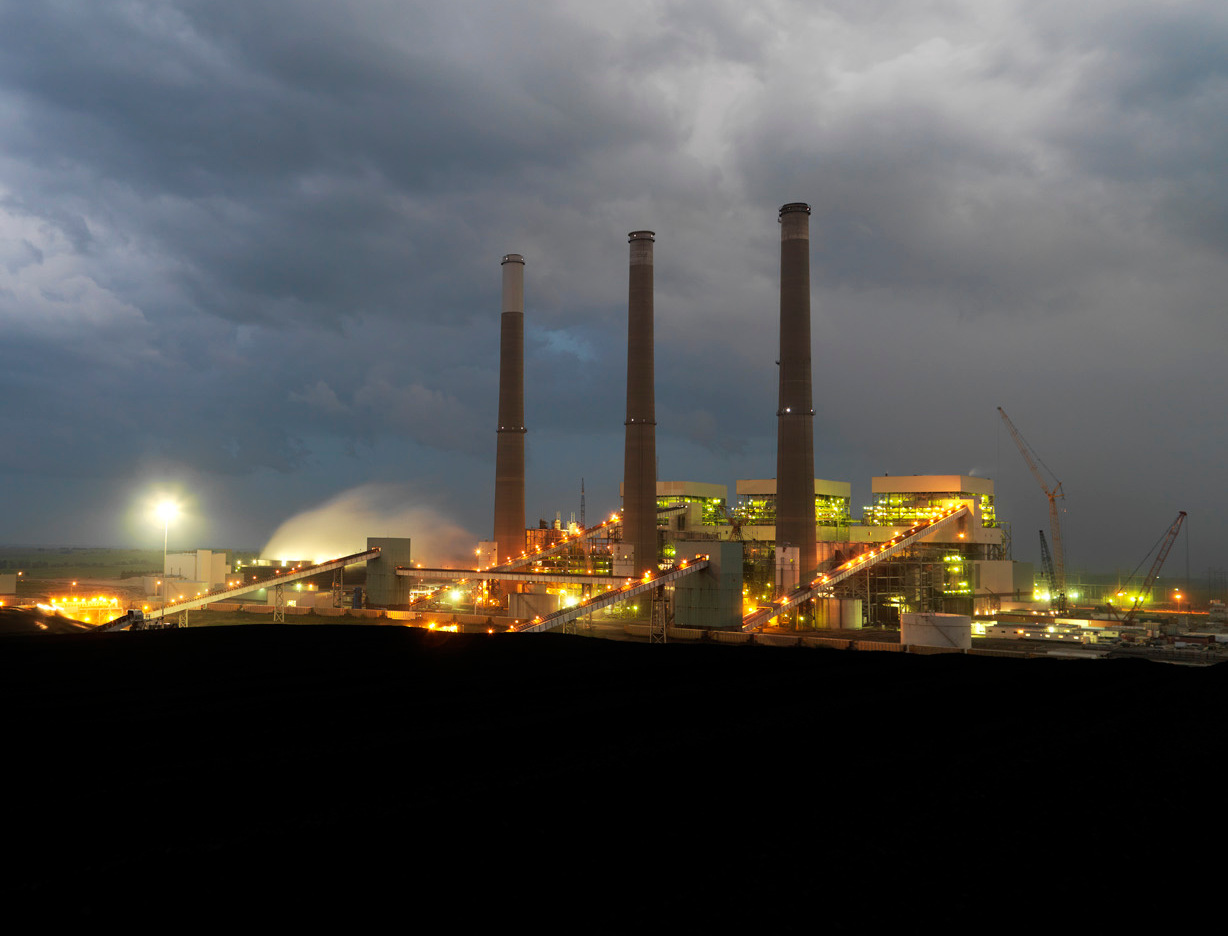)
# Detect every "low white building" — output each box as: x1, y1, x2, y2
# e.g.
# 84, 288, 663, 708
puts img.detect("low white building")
165, 549, 231, 589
